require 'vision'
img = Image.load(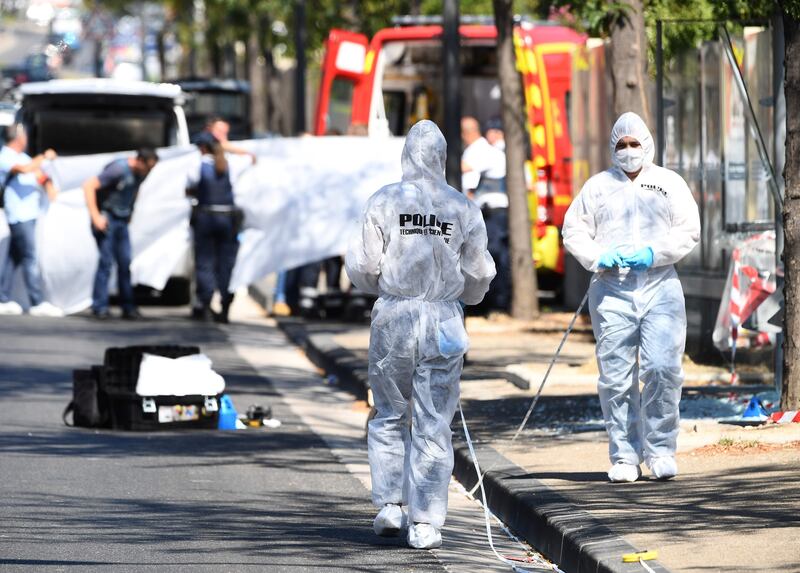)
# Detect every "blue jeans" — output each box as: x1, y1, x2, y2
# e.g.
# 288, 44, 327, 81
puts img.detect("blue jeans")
92, 215, 135, 313
274, 271, 288, 304
0, 219, 44, 306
